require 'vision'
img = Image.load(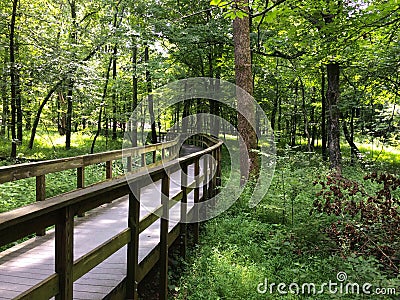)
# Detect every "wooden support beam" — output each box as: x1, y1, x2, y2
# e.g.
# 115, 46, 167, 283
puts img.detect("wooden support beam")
106, 161, 112, 179
160, 173, 170, 300
141, 153, 146, 167
193, 159, 200, 244
127, 156, 132, 173
127, 187, 140, 300
55, 207, 74, 300
36, 175, 46, 236
76, 167, 85, 217
180, 163, 188, 259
